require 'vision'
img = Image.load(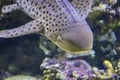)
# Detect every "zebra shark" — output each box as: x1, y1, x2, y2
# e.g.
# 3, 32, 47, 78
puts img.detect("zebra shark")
1, 0, 93, 55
